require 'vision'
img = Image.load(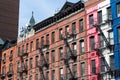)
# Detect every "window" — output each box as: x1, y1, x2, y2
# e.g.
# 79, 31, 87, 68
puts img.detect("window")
66, 67, 70, 79
60, 68, 63, 80
73, 64, 77, 78
66, 25, 70, 36
107, 7, 112, 20
90, 36, 95, 50
110, 55, 115, 70
91, 60, 96, 74
26, 43, 29, 52
10, 50, 13, 60
30, 41, 33, 51
41, 36, 44, 46
81, 62, 85, 76
66, 47, 70, 58
79, 19, 83, 32
3, 53, 6, 62
98, 11, 102, 24
52, 32, 55, 43
117, 3, 120, 17
18, 47, 20, 56
35, 74, 38, 80
36, 39, 39, 49
46, 71, 49, 80
22, 45, 24, 53
118, 28, 120, 43
59, 28, 63, 40
99, 34, 104, 48
36, 56, 39, 67
21, 61, 24, 70
80, 40, 85, 53
17, 62, 20, 71
46, 52, 49, 63
46, 34, 49, 45
2, 66, 6, 74
29, 75, 32, 80
59, 48, 63, 60
52, 50, 55, 63
108, 30, 114, 45
25, 59, 28, 69
52, 70, 55, 80
72, 43, 77, 55
89, 14, 94, 27
30, 58, 33, 68
100, 57, 106, 72
72, 22, 76, 34
9, 63, 13, 71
